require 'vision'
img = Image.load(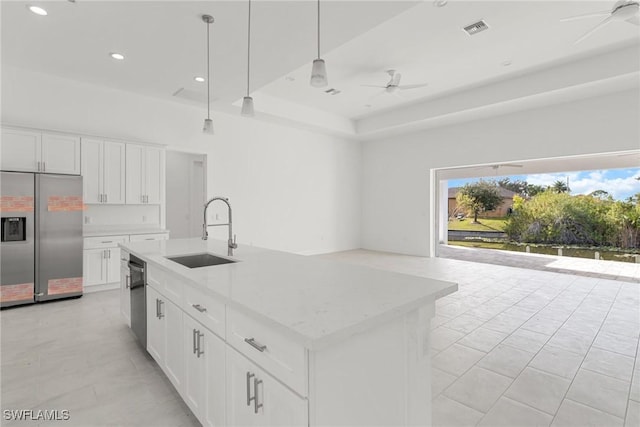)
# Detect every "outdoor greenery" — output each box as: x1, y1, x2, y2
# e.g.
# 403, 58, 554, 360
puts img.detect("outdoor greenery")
504, 190, 640, 249
448, 217, 506, 232
450, 178, 640, 261
456, 180, 503, 223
